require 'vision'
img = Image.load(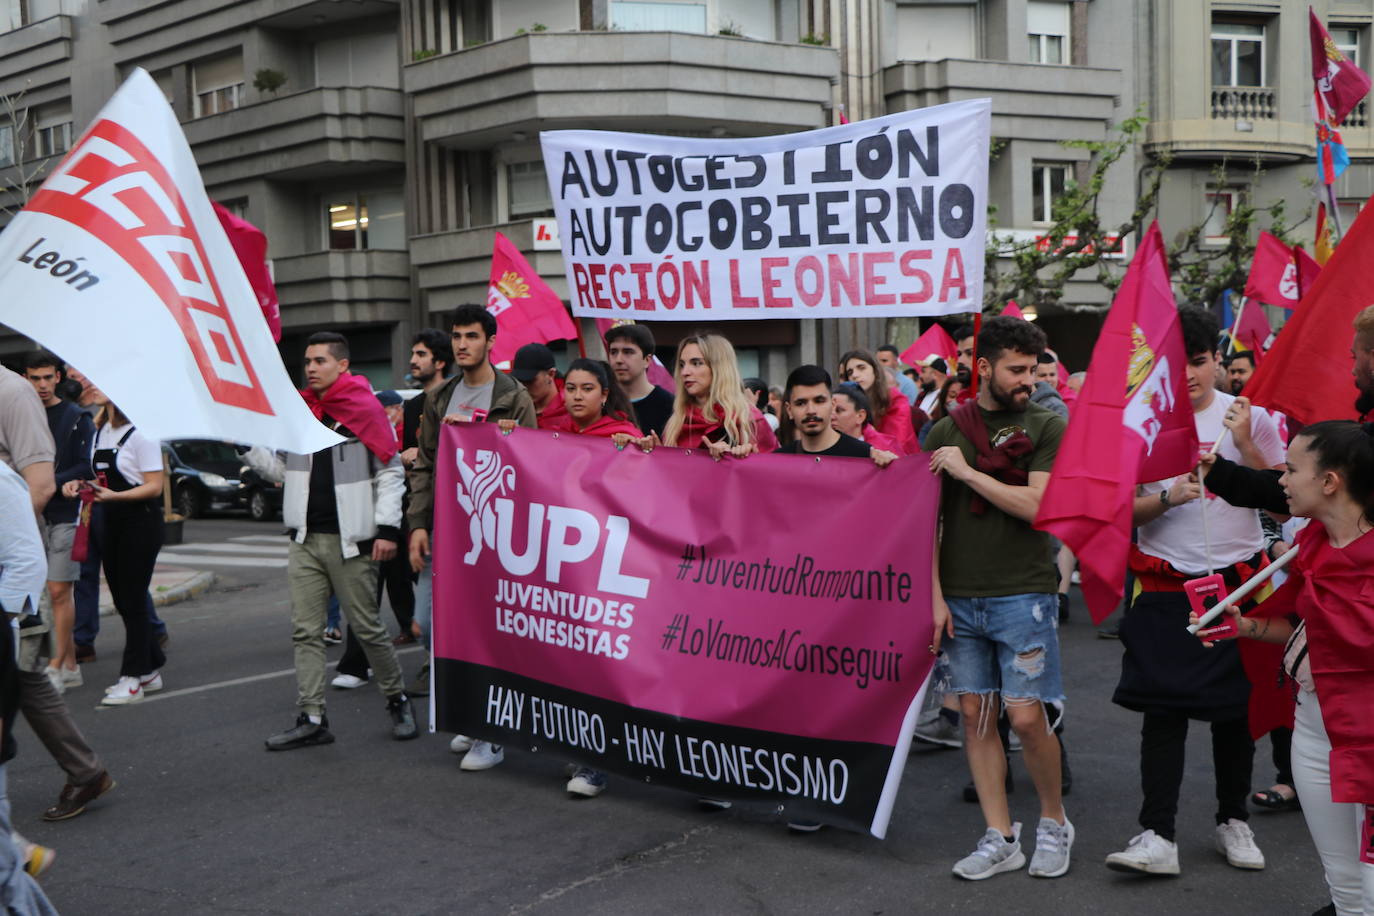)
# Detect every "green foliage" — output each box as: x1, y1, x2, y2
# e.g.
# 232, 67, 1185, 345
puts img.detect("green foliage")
718, 22, 743, 36
252, 68, 286, 94
800, 32, 828, 46
412, 48, 439, 61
